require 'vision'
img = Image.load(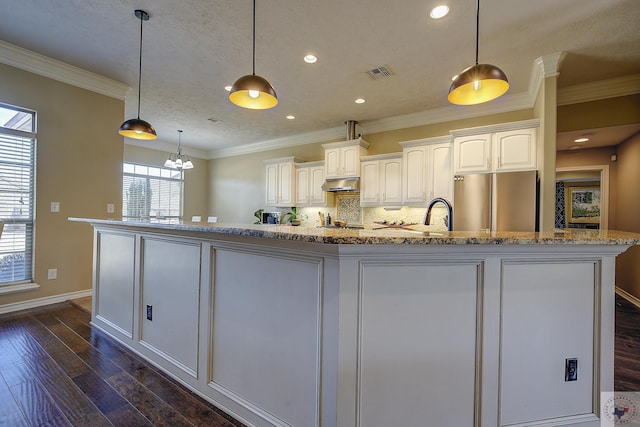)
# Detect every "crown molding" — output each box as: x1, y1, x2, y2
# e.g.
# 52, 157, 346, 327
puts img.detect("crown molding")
0, 40, 129, 100
450, 119, 540, 138
529, 52, 567, 100
557, 73, 640, 106
398, 135, 452, 148
208, 126, 345, 159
